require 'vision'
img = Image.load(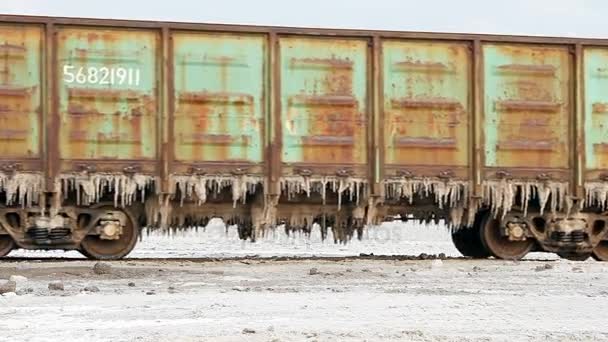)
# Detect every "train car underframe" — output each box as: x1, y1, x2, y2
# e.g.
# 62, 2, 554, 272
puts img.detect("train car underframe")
0, 201, 141, 260
448, 202, 608, 262
0, 178, 607, 261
